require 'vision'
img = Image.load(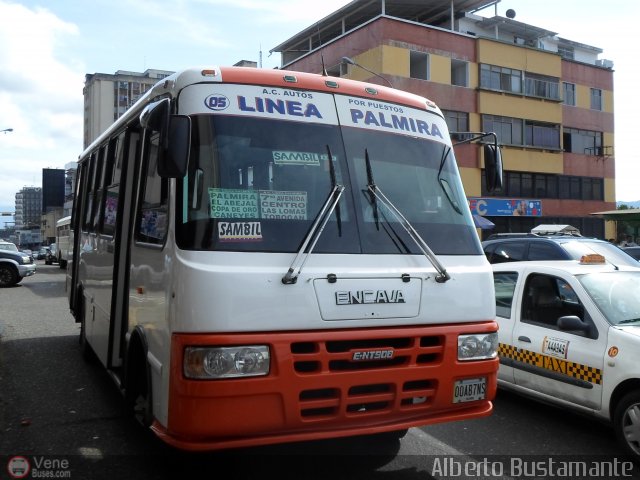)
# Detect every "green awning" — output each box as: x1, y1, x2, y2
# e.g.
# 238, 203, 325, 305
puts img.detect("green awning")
590, 209, 640, 221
